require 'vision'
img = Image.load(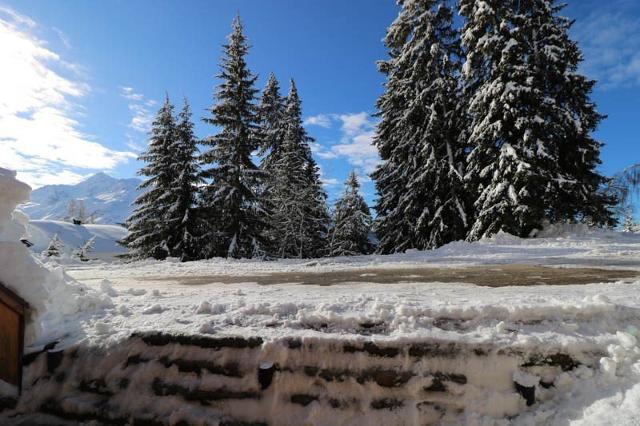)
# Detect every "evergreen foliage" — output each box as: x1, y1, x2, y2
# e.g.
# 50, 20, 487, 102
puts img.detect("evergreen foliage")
75, 236, 95, 262
623, 209, 638, 233
119, 6, 616, 262
200, 16, 268, 259
373, 0, 468, 253
268, 80, 330, 258
459, 0, 615, 240
166, 99, 205, 261
42, 233, 63, 257
329, 171, 374, 256
120, 95, 178, 260
257, 73, 286, 173
255, 74, 286, 255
